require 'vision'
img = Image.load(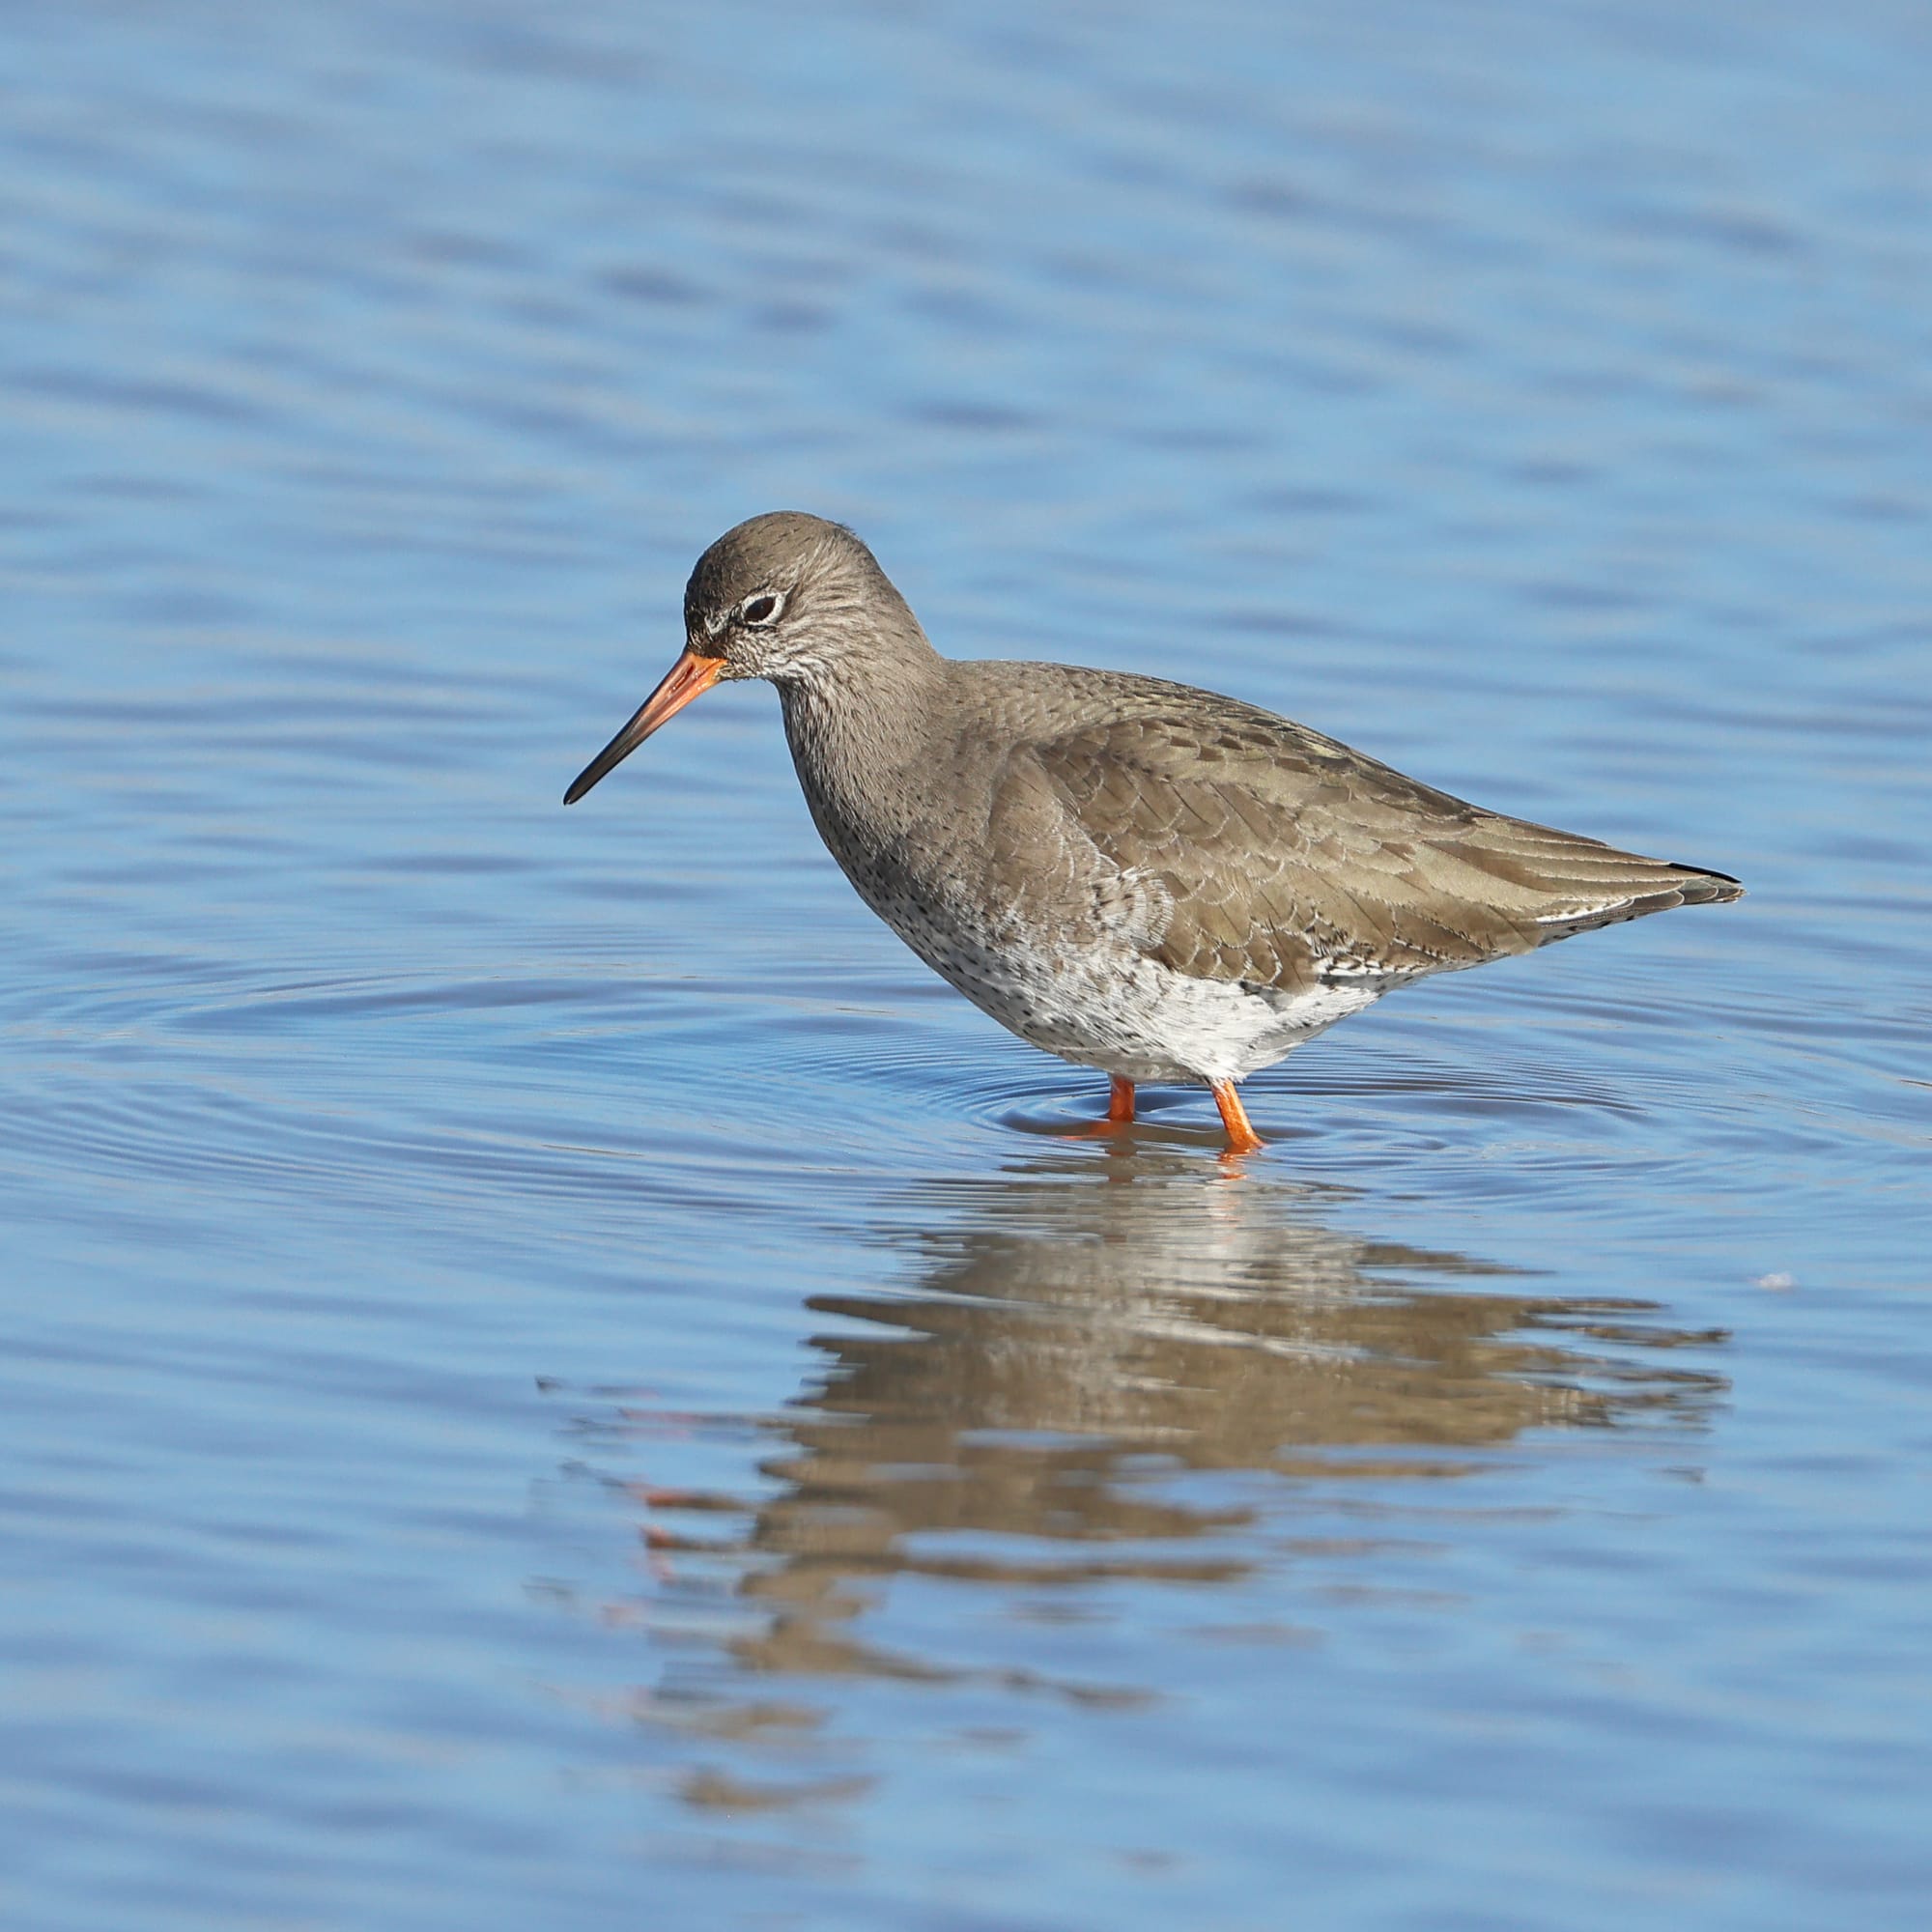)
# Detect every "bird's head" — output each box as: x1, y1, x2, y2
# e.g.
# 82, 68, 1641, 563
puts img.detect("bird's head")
564, 511, 915, 804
